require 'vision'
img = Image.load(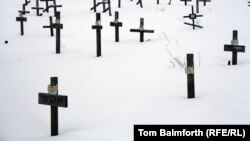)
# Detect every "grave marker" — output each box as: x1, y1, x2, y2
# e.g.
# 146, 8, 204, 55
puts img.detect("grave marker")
52, 12, 63, 54
199, 0, 211, 6
31, 0, 44, 16
110, 12, 123, 42
16, 13, 27, 36
18, 4, 30, 15
43, 16, 54, 36
41, 0, 54, 13
224, 30, 245, 65
183, 6, 203, 29
91, 0, 112, 16
118, 0, 121, 8
92, 13, 103, 57
196, 0, 199, 13
130, 18, 154, 42
24, 0, 31, 6
43, 0, 62, 16
38, 77, 68, 136
185, 54, 195, 99
180, 0, 191, 6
